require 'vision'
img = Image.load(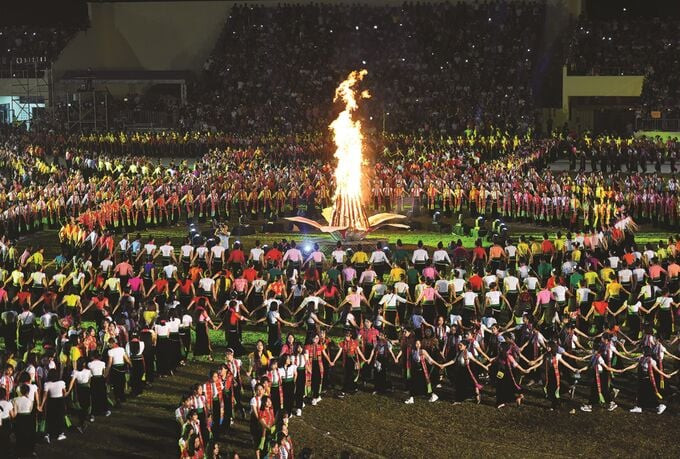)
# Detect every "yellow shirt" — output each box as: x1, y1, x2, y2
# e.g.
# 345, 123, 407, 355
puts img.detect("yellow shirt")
517, 242, 530, 257
584, 271, 599, 286
599, 267, 614, 284
64, 294, 80, 308
389, 267, 405, 283
351, 251, 369, 264
11, 270, 24, 285
606, 282, 623, 297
